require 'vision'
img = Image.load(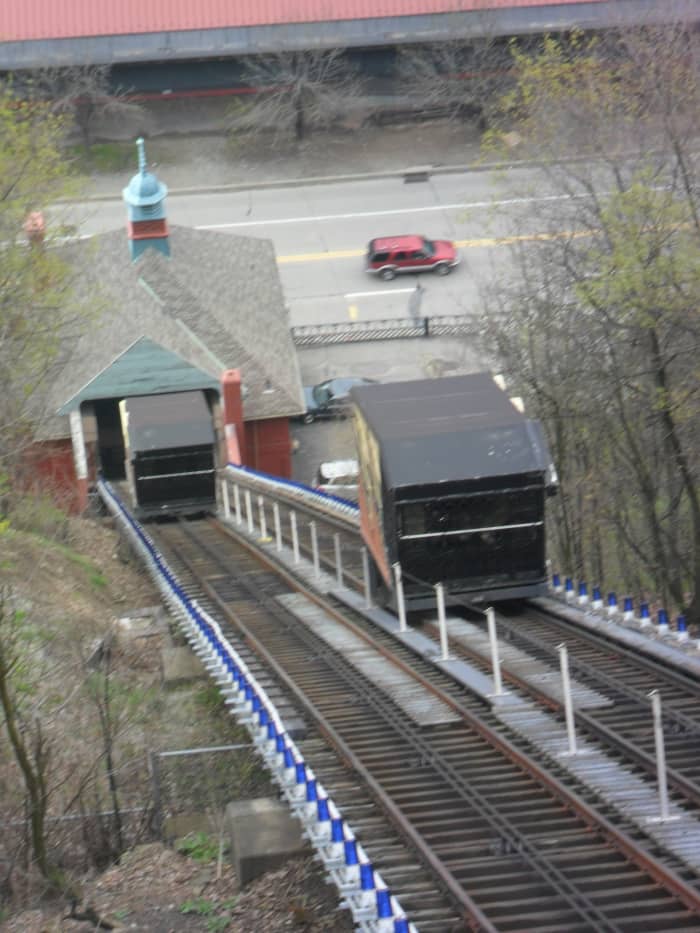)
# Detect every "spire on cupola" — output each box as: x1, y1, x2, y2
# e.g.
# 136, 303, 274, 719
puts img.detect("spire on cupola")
122, 137, 169, 261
